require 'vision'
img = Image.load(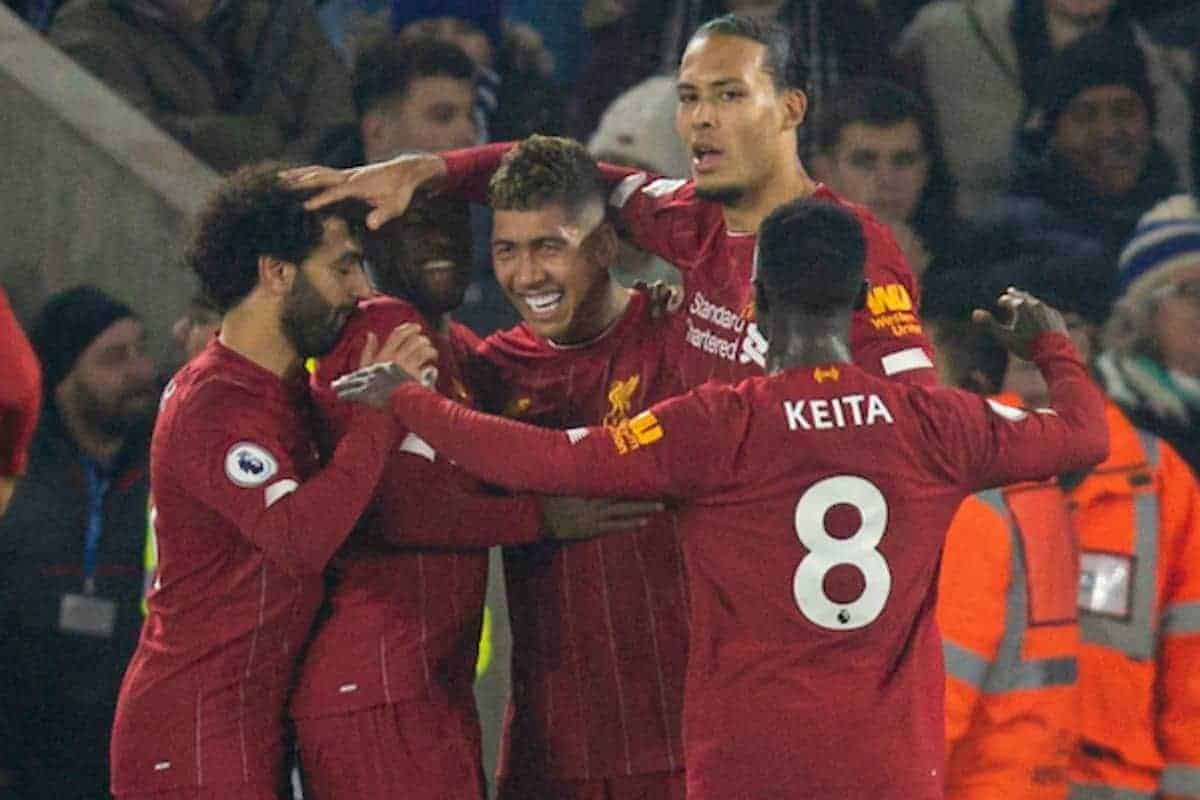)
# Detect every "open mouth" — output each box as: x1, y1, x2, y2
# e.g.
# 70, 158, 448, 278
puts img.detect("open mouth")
521, 290, 564, 317
692, 144, 724, 174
